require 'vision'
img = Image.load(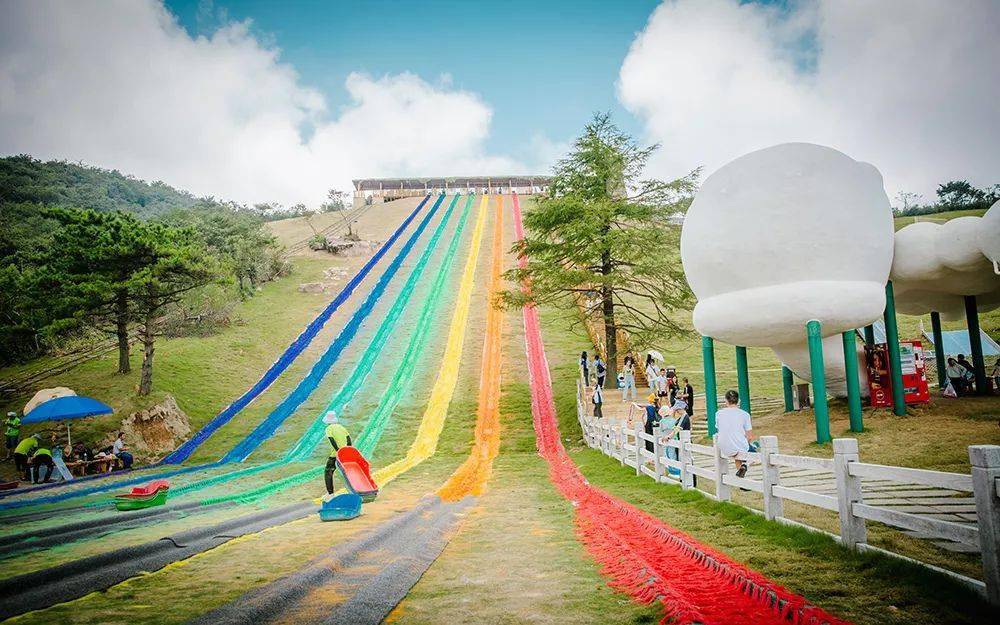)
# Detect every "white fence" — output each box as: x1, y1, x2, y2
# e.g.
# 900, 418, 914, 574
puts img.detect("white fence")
576, 380, 1000, 605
